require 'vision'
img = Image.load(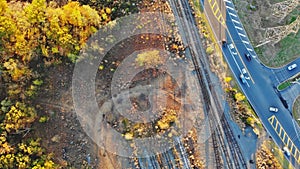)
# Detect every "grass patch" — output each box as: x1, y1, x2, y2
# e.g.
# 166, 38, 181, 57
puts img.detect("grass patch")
278, 73, 300, 91
192, 0, 201, 9
278, 81, 291, 91
275, 30, 300, 64
292, 96, 300, 125
254, 46, 263, 56
270, 0, 287, 4
289, 16, 297, 24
